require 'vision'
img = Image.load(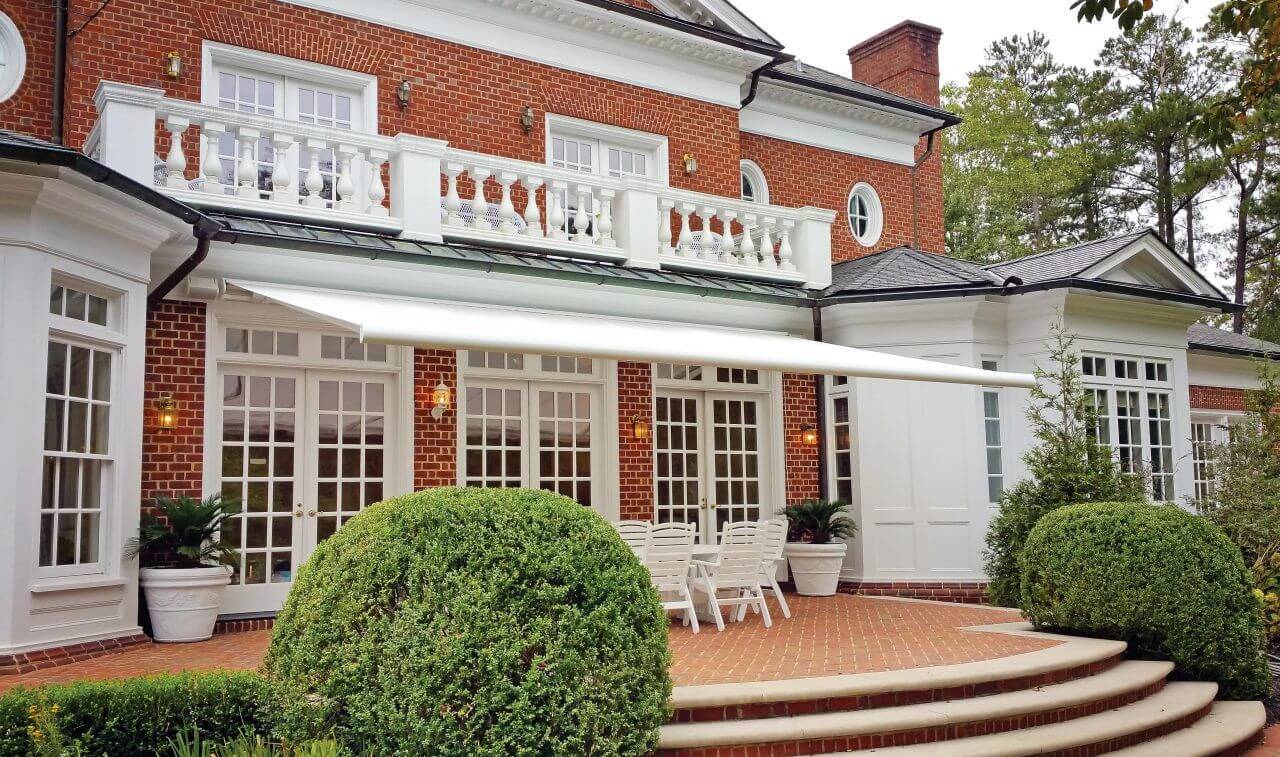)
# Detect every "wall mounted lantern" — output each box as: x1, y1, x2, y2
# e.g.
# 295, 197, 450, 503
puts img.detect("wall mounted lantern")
631, 415, 651, 440
800, 424, 819, 447
682, 152, 698, 175
431, 382, 451, 419
164, 52, 183, 79
520, 105, 535, 134
155, 392, 178, 430
397, 79, 412, 108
